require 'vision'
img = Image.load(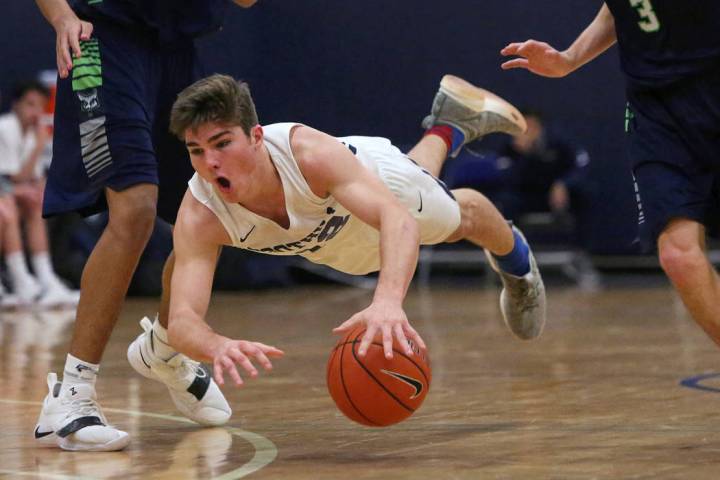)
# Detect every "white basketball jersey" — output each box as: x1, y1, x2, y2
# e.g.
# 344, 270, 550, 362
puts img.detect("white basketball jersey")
188, 123, 460, 275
